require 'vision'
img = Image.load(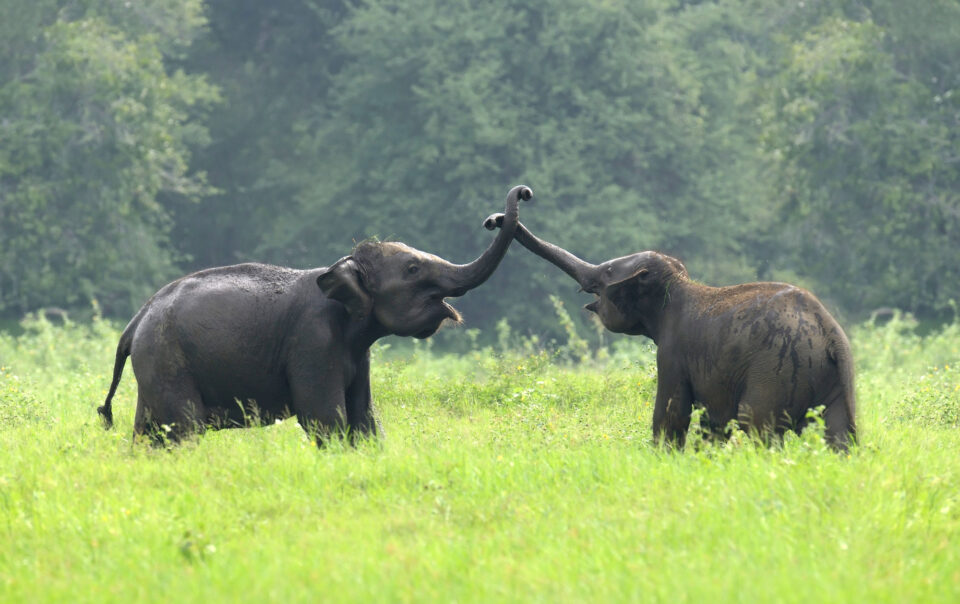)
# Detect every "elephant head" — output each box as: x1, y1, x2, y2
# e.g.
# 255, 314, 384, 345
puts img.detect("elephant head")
317, 185, 532, 339
484, 214, 687, 342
